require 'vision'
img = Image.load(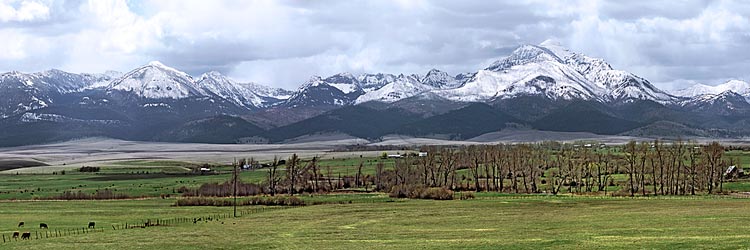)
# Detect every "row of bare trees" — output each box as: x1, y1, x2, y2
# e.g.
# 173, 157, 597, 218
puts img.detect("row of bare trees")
257, 141, 735, 197
621, 141, 732, 196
